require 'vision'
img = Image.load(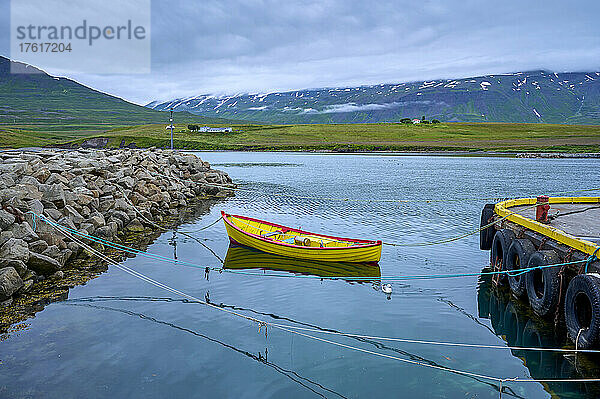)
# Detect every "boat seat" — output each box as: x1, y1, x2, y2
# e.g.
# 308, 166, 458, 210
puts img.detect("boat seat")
262, 230, 283, 238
